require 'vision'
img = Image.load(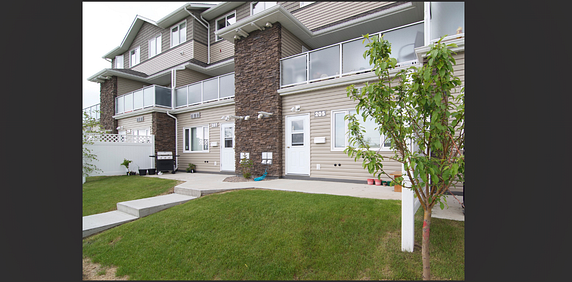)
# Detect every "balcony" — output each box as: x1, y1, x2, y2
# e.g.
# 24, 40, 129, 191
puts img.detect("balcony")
280, 22, 424, 88
115, 85, 171, 115
83, 103, 100, 120
174, 72, 235, 108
